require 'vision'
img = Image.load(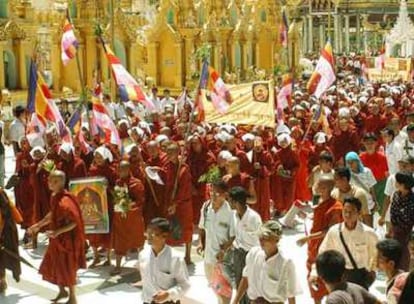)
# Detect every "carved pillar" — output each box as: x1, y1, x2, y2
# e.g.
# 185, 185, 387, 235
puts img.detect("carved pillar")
84, 32, 97, 88
356, 13, 361, 51
308, 15, 313, 53
175, 39, 184, 88
15, 39, 30, 89
319, 21, 325, 50
344, 14, 350, 53
240, 40, 247, 78
0, 41, 6, 88
338, 14, 343, 53
147, 41, 159, 85
51, 32, 62, 91
334, 14, 339, 52
302, 16, 308, 54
